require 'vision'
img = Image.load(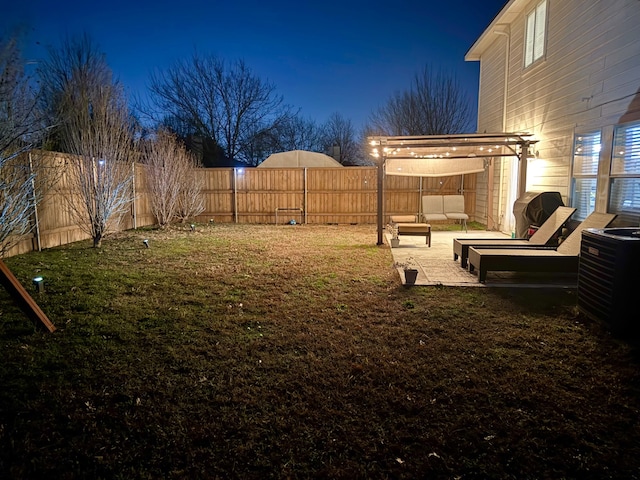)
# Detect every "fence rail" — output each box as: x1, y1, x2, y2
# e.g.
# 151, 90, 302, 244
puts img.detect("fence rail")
5, 151, 477, 257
